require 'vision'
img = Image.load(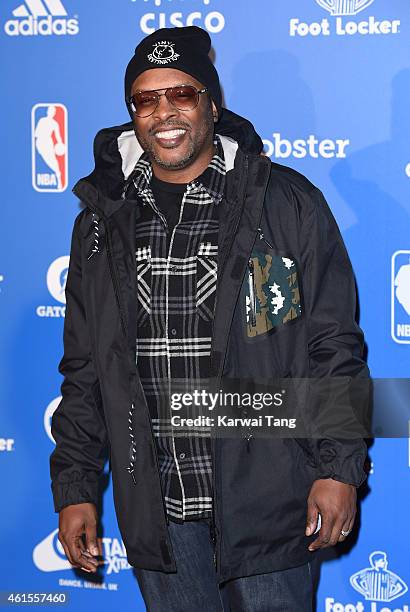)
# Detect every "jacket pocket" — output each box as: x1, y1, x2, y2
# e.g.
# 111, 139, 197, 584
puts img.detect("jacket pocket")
245, 248, 303, 338
136, 245, 152, 326
196, 242, 218, 322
